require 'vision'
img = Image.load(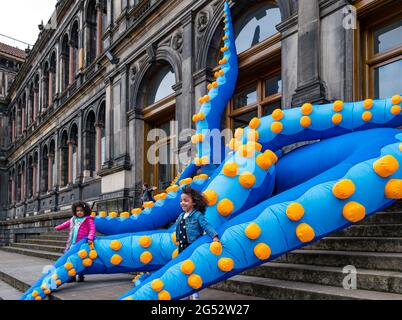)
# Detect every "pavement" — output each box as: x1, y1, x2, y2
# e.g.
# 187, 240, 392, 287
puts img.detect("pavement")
0, 250, 264, 300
